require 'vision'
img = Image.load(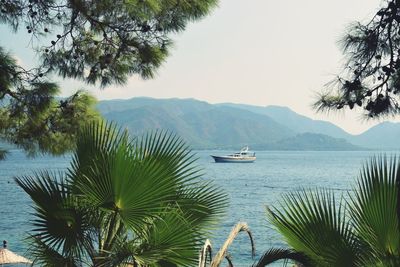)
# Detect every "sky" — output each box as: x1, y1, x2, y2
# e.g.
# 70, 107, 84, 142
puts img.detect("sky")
1, 0, 396, 135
